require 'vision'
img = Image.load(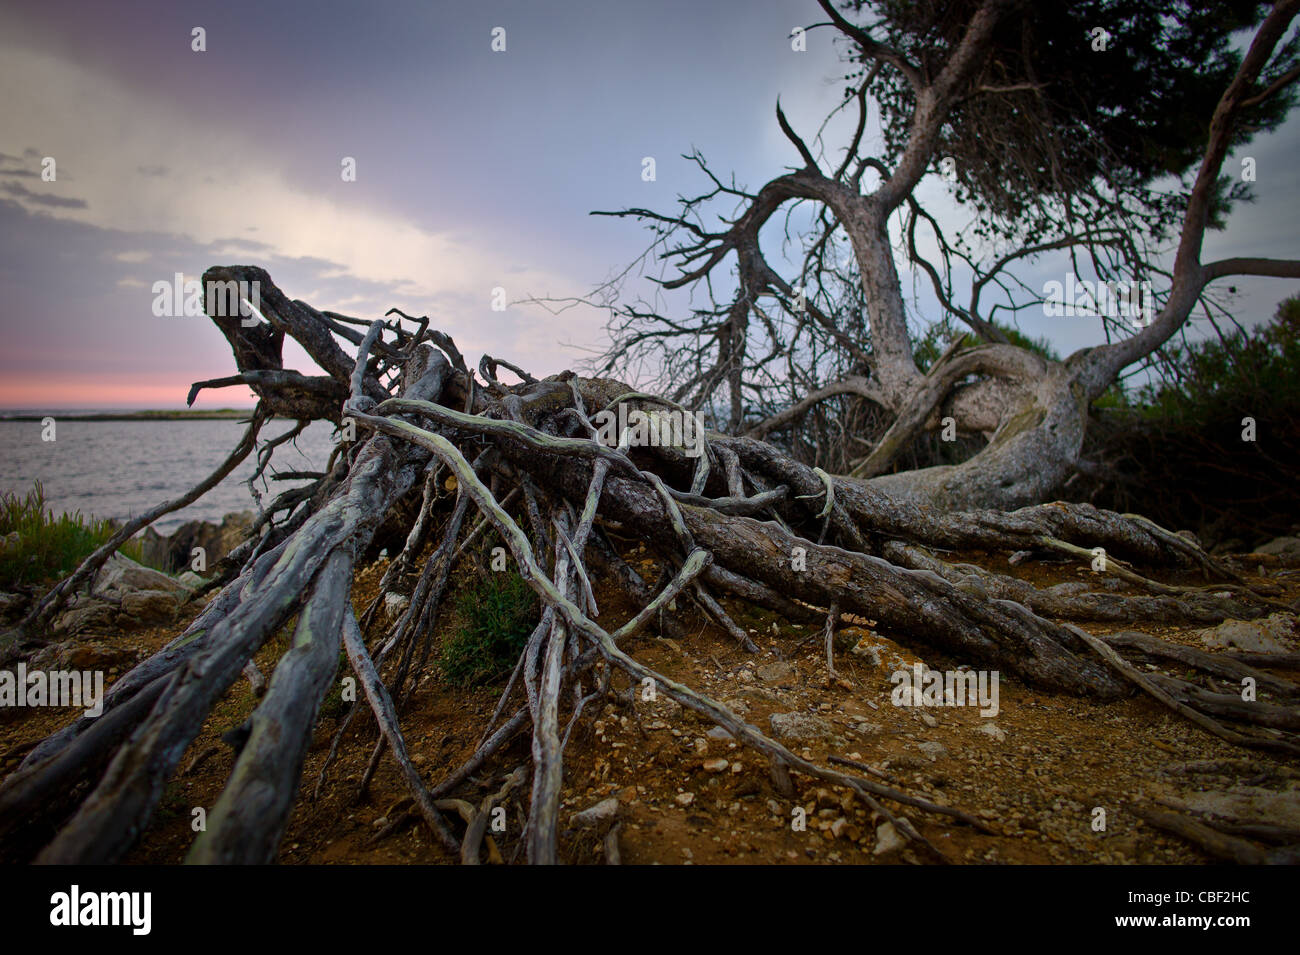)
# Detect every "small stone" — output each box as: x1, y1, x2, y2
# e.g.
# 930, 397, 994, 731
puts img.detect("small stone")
571, 797, 620, 829
975, 721, 1007, 742
769, 712, 832, 741
675, 792, 695, 807
918, 740, 948, 761
920, 713, 938, 728
703, 758, 729, 773
830, 817, 848, 839
873, 821, 905, 856
176, 570, 205, 591
756, 661, 796, 684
